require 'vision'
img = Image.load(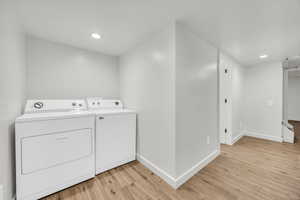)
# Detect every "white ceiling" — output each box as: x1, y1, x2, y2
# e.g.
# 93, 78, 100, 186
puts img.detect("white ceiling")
18, 0, 300, 66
